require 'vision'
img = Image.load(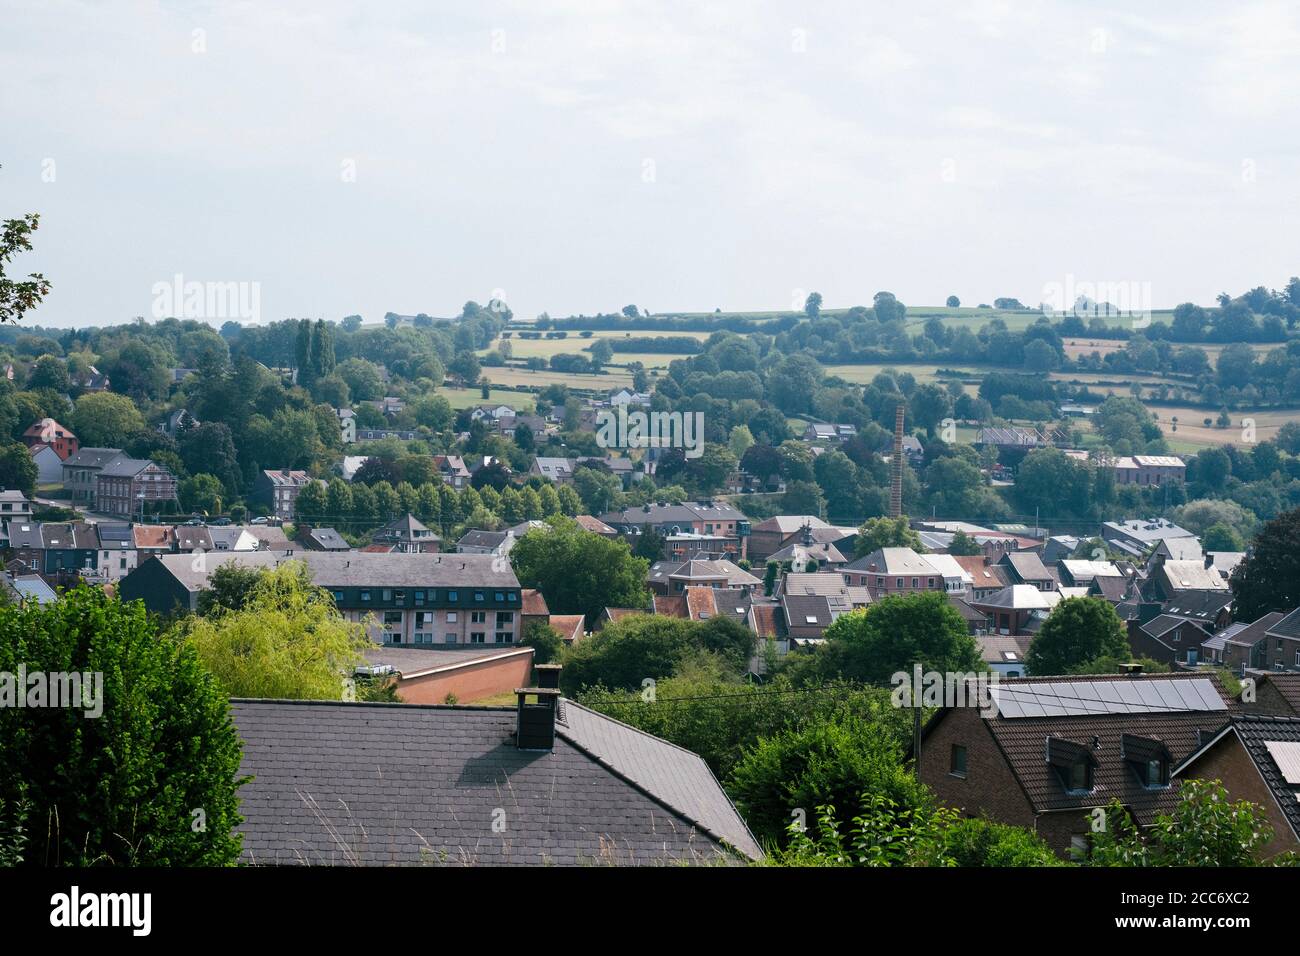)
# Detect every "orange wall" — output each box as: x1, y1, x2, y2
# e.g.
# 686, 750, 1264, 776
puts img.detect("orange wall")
395, 650, 534, 705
